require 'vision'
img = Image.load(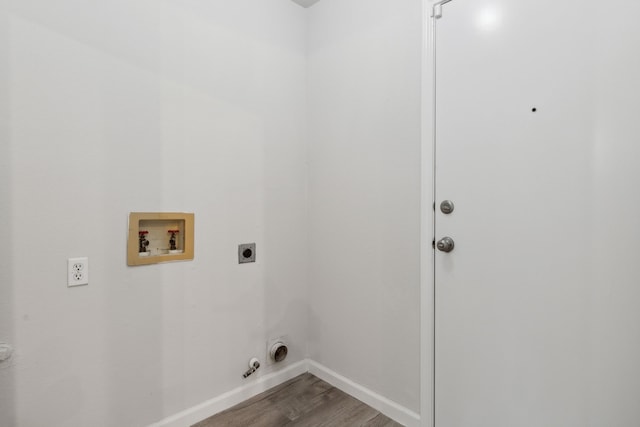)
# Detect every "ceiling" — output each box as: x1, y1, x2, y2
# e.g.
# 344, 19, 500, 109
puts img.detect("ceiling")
291, 0, 322, 8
